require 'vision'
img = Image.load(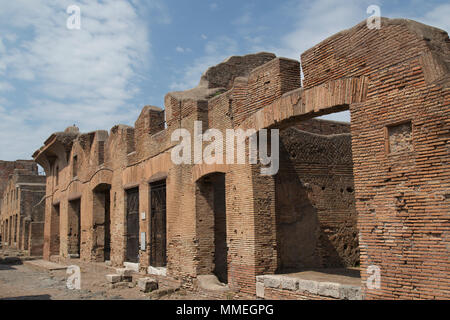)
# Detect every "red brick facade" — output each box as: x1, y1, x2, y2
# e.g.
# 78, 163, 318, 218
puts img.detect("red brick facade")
32, 18, 449, 299
0, 163, 46, 255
